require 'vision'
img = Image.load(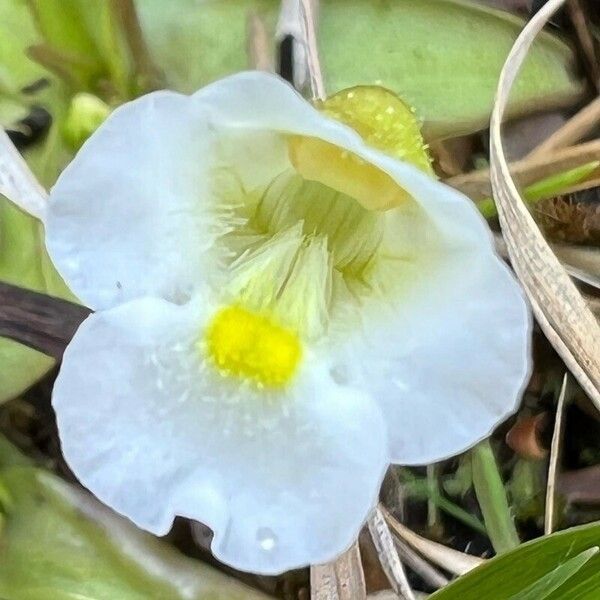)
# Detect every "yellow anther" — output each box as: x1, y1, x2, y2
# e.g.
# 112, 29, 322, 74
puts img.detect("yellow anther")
205, 305, 302, 388
289, 86, 433, 211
